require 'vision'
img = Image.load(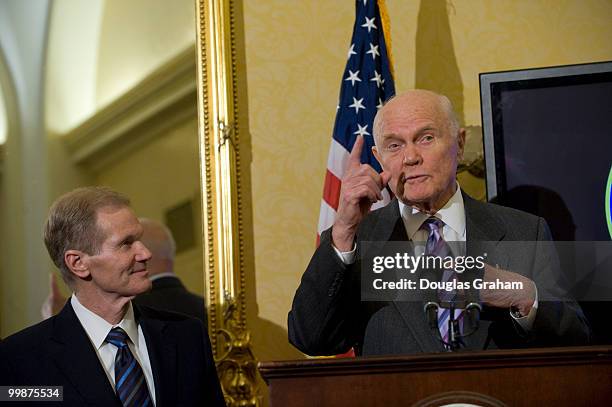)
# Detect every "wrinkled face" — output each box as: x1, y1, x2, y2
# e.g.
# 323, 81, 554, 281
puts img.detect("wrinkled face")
82, 206, 152, 298
373, 94, 465, 212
